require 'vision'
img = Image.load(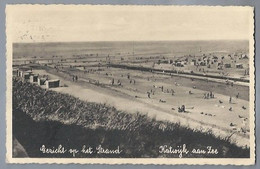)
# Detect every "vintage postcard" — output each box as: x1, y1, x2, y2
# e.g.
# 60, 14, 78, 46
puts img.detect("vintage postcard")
6, 5, 255, 165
